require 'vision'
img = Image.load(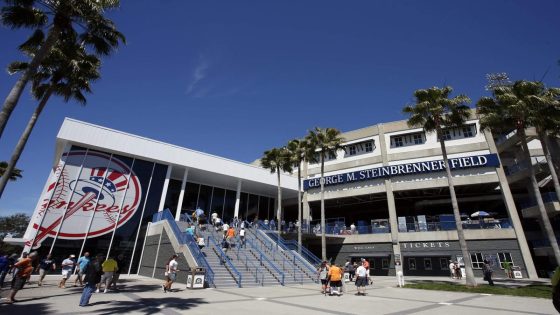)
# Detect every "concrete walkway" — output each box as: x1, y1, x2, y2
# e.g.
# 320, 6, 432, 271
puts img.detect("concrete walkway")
0, 275, 556, 314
